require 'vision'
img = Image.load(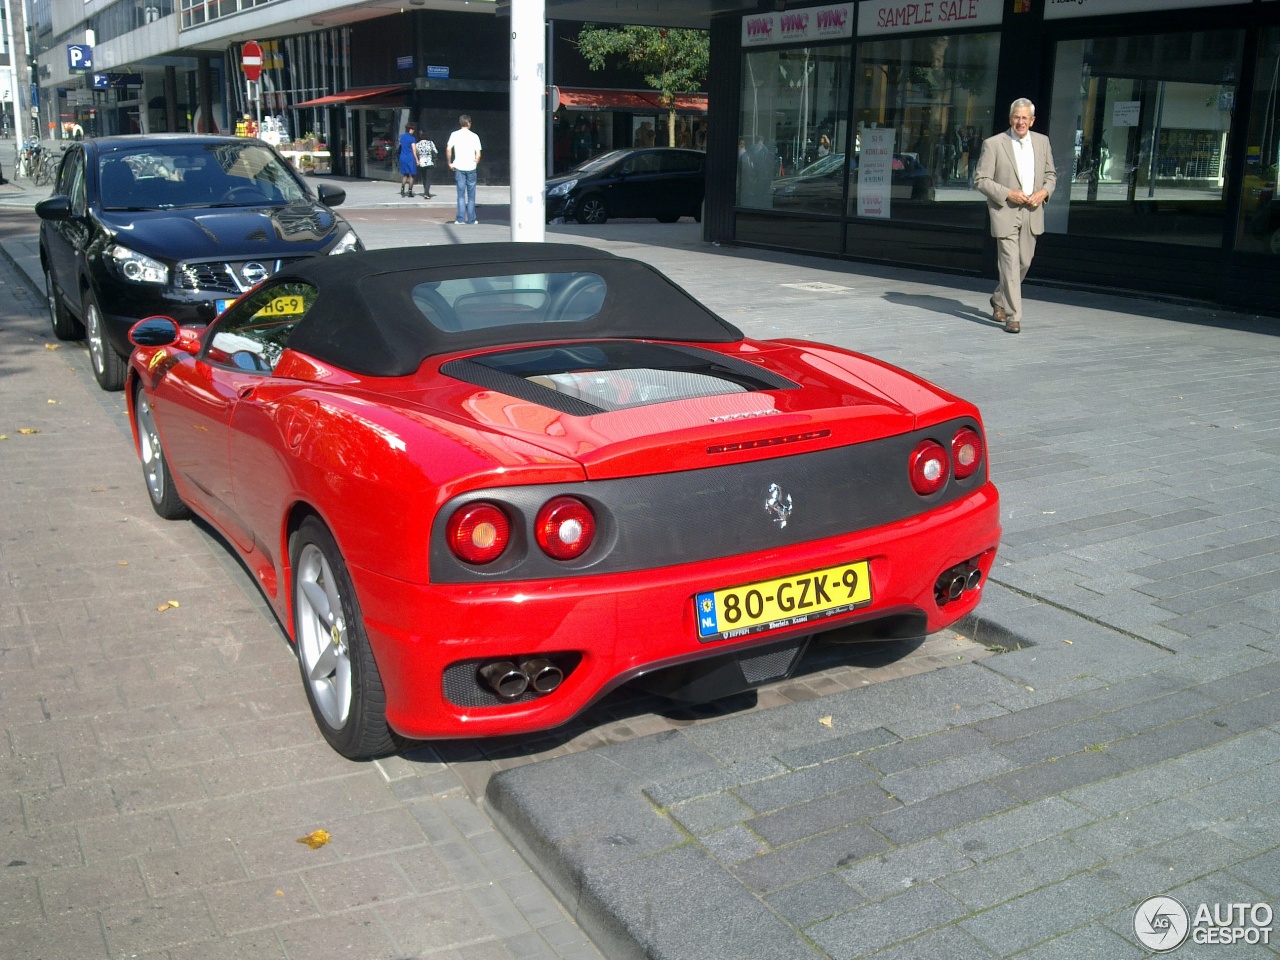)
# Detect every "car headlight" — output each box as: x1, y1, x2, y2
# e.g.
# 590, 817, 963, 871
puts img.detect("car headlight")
328, 229, 362, 255
547, 179, 577, 198
105, 244, 169, 285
